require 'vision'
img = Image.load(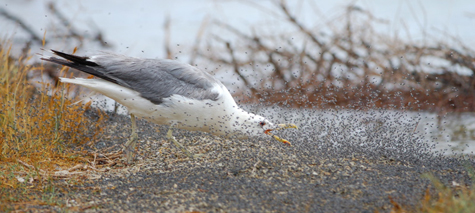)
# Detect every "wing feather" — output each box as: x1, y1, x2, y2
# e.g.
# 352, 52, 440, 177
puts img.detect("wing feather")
41, 50, 221, 104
